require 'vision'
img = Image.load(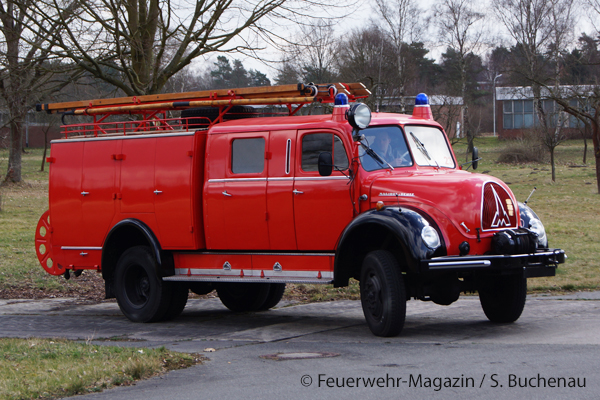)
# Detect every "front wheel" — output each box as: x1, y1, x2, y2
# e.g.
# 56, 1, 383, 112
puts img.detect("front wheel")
479, 274, 527, 323
114, 246, 172, 322
360, 250, 406, 337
